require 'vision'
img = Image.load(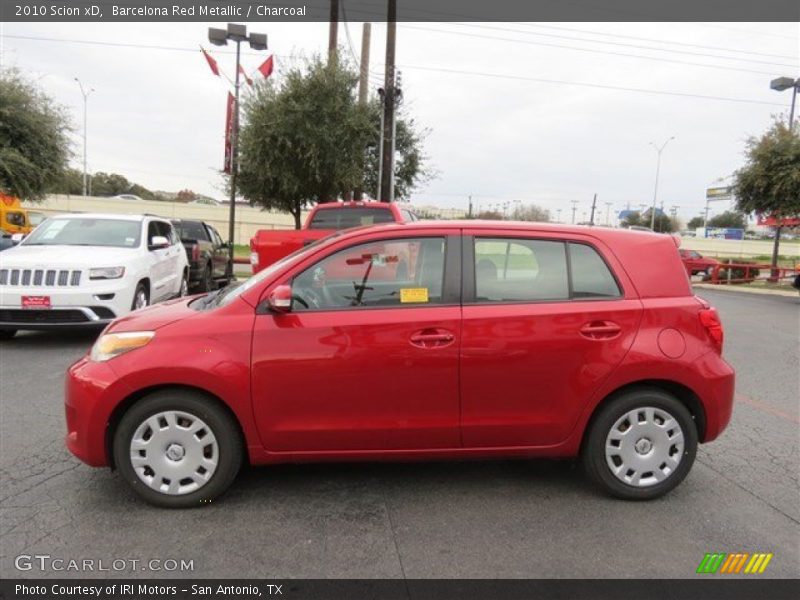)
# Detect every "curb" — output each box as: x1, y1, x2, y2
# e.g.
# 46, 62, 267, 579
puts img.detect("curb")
692, 283, 799, 298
